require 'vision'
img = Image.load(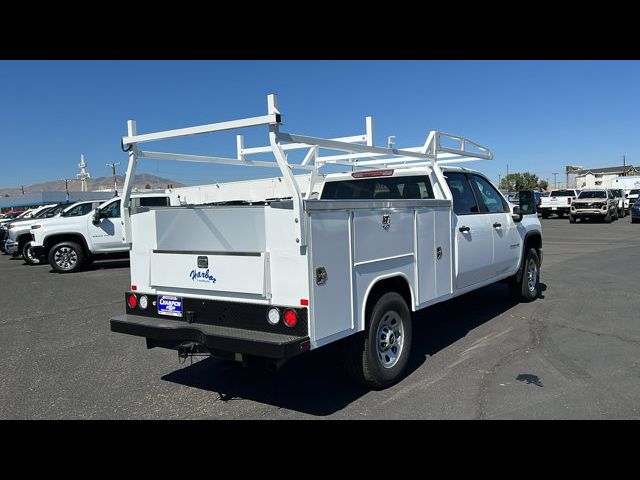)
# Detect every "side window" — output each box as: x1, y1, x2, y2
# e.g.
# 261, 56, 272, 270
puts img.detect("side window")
445, 172, 480, 215
65, 203, 93, 217
469, 175, 509, 213
101, 201, 121, 218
